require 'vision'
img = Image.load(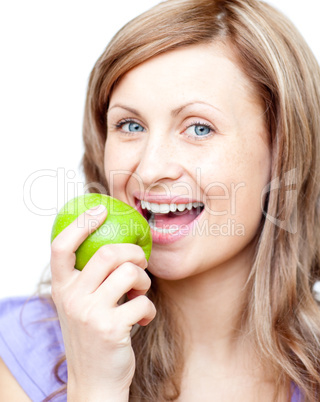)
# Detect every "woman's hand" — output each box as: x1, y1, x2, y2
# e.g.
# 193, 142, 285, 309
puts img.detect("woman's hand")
50, 205, 156, 402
